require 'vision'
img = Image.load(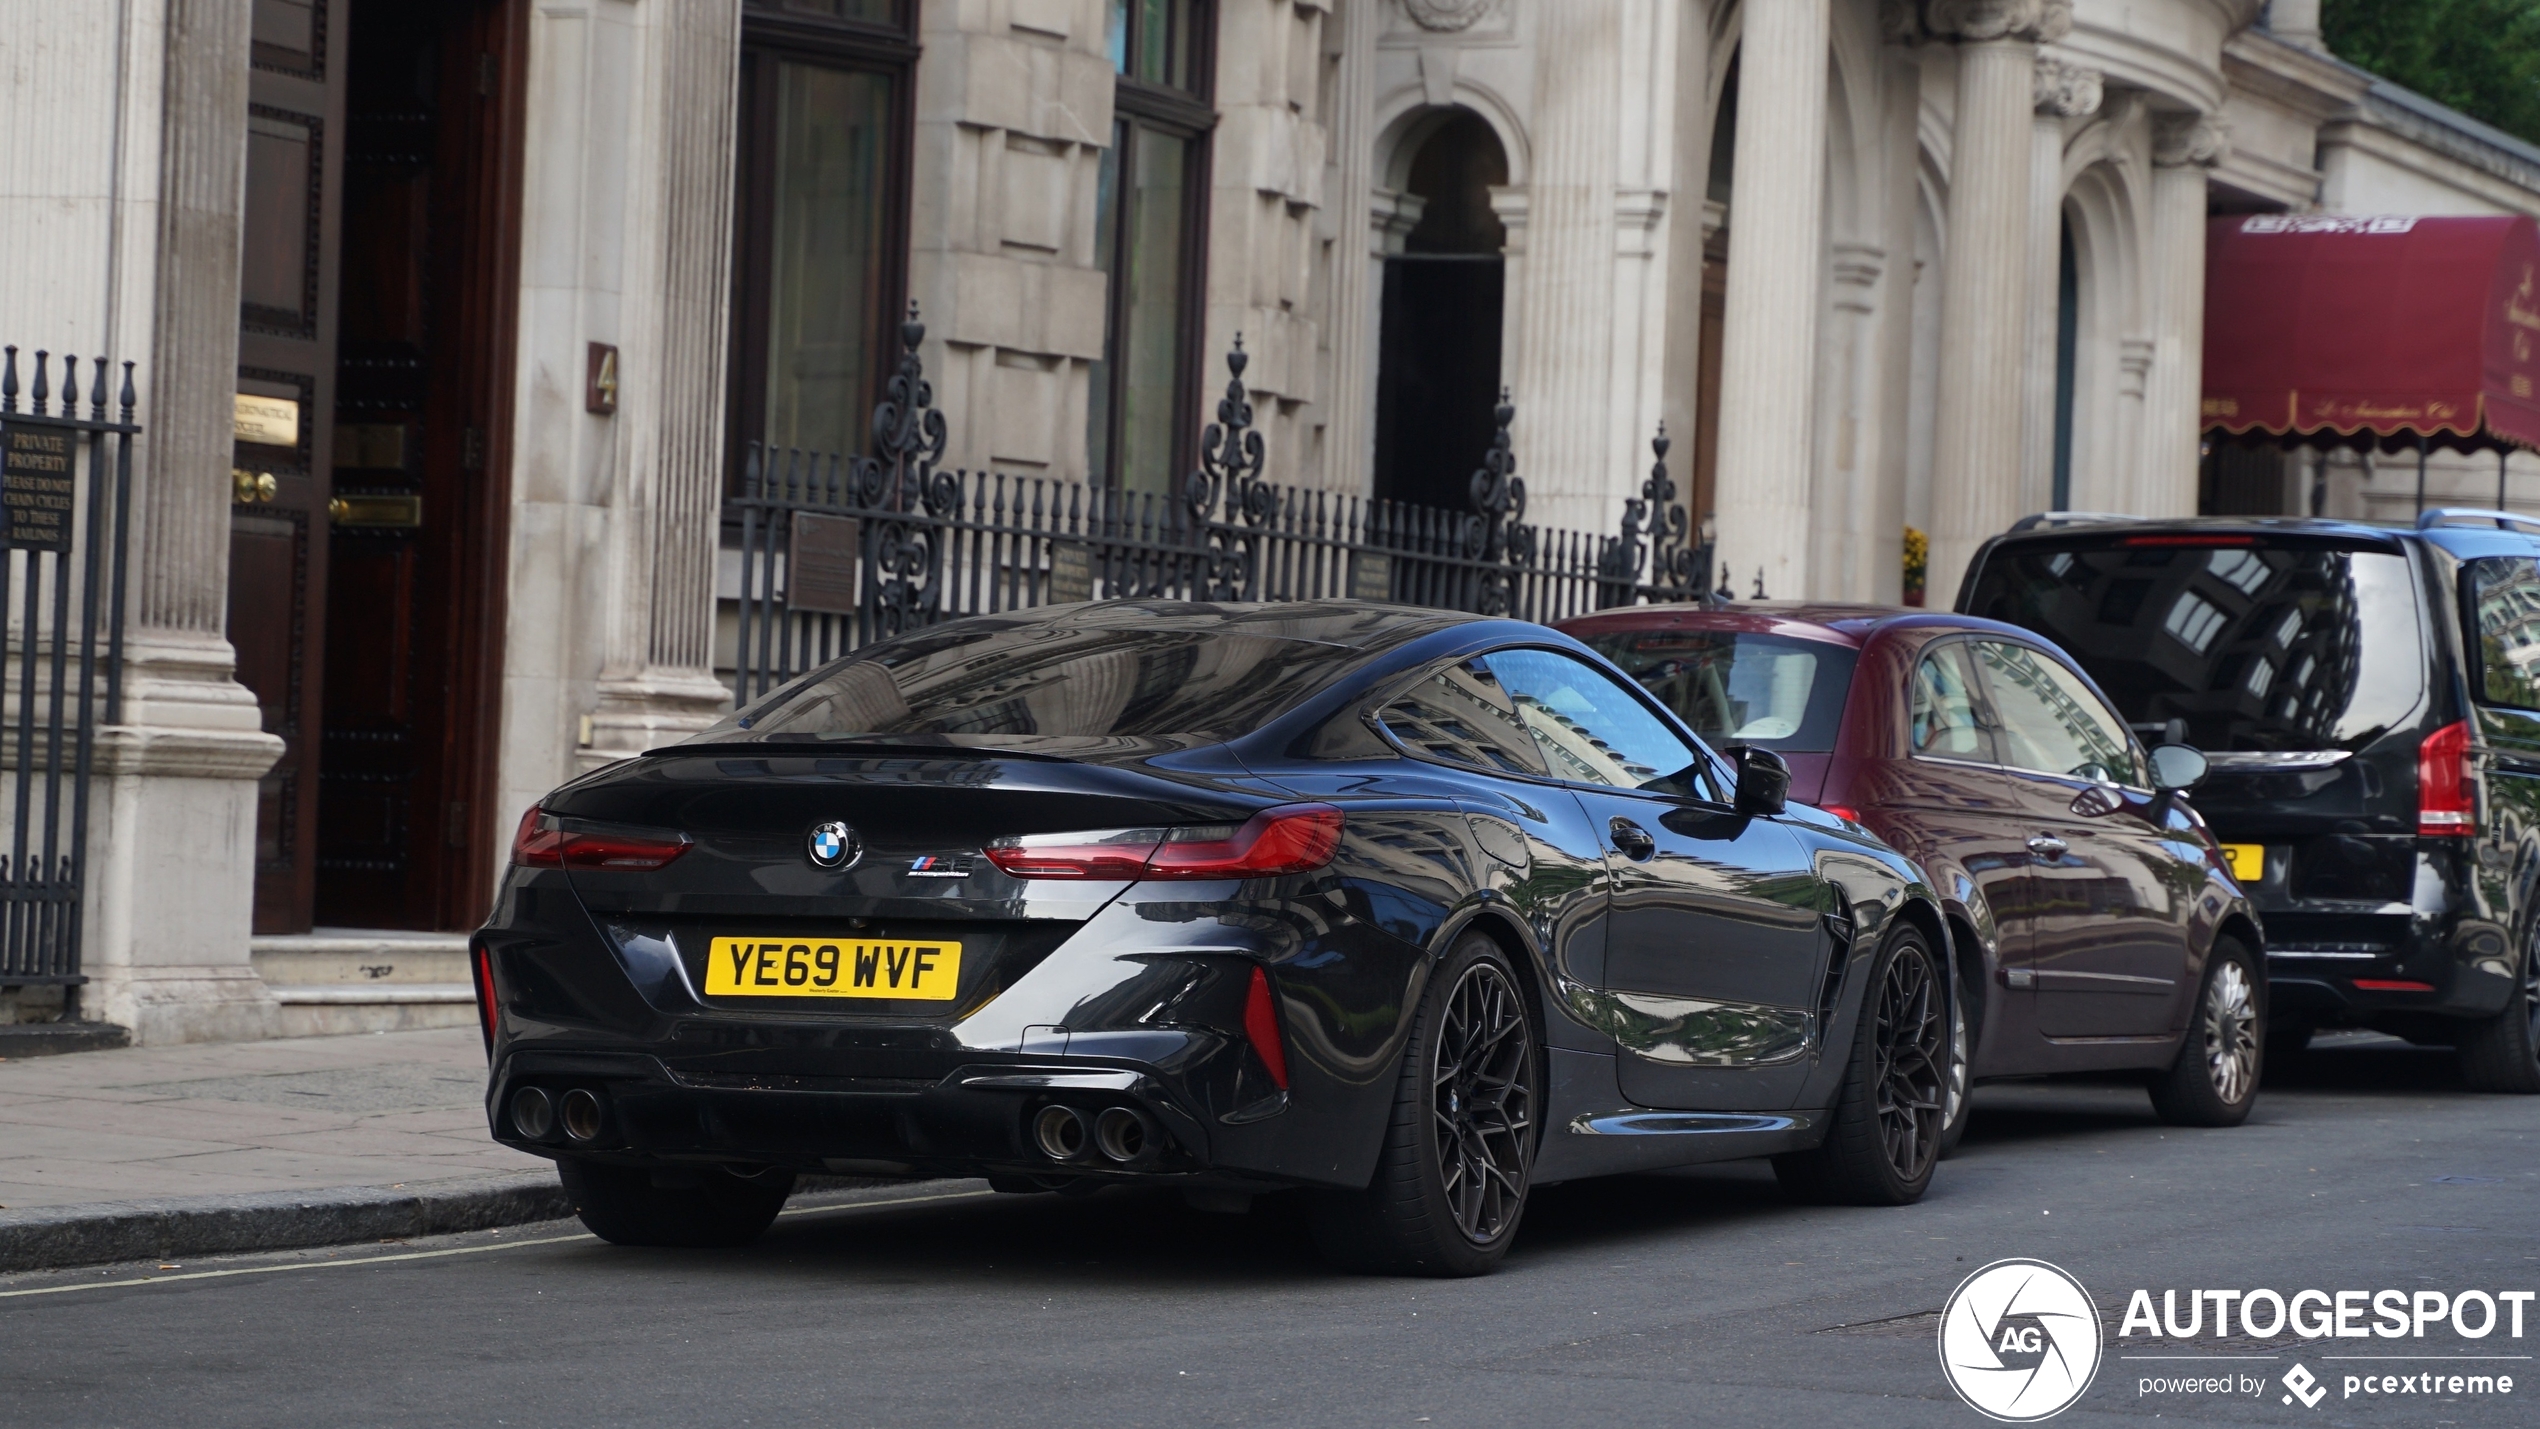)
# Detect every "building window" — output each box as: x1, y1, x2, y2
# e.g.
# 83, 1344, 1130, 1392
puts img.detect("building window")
727, 0, 917, 491
1090, 0, 1214, 499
